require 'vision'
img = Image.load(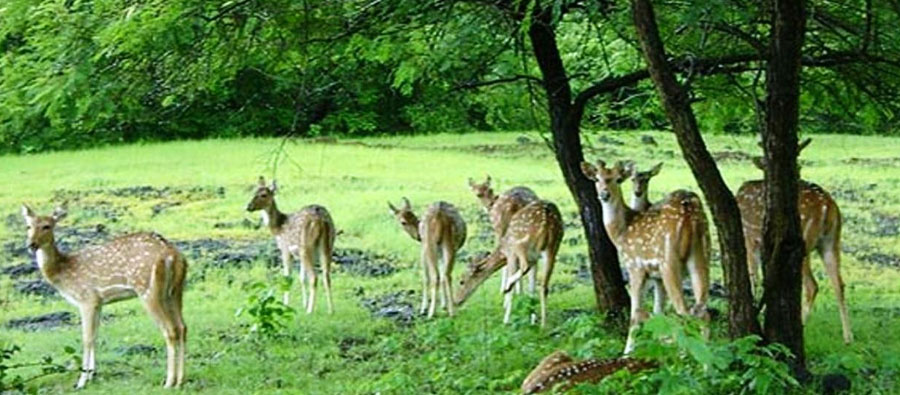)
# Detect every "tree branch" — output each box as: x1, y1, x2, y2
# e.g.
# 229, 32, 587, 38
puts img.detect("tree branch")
452, 74, 543, 91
